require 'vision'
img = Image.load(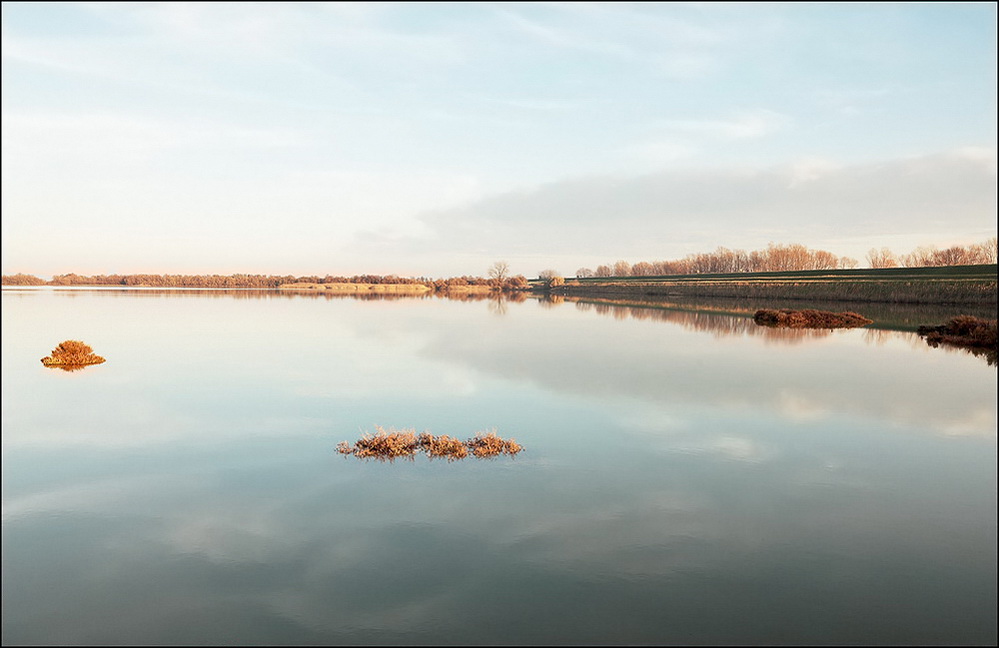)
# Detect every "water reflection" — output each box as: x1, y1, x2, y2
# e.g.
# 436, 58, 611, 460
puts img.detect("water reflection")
576, 300, 834, 344
2, 288, 995, 645
564, 296, 997, 360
